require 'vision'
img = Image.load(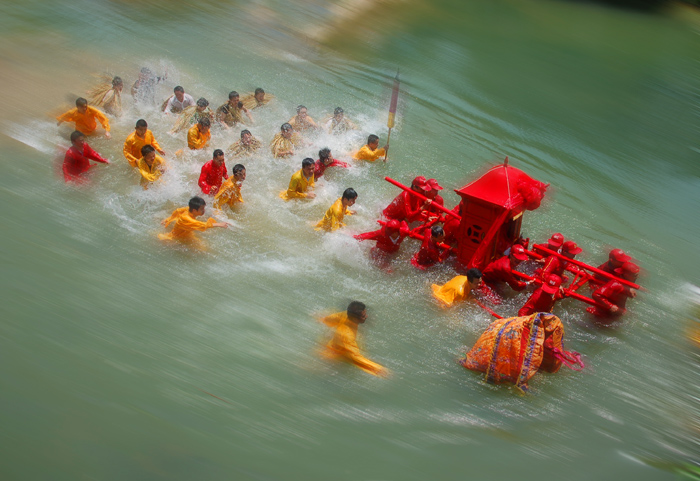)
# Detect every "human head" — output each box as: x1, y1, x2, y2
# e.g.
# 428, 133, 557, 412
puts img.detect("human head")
70, 130, 85, 147
174, 86, 185, 101
140, 144, 156, 158
562, 240, 582, 258
198, 117, 211, 132
139, 67, 152, 79
112, 76, 123, 89
541, 274, 562, 295
334, 107, 344, 119
281, 123, 293, 138
196, 98, 209, 110
367, 134, 379, 149
466, 268, 482, 285
75, 97, 88, 113
232, 164, 246, 181
385, 219, 401, 234
427, 178, 442, 199
301, 158, 315, 177
319, 147, 331, 163
296, 105, 307, 117
411, 176, 431, 193
347, 301, 367, 323
135, 119, 148, 136
615, 261, 639, 281
188, 196, 206, 214
431, 224, 445, 239
228, 91, 240, 102
510, 244, 529, 262
213, 149, 224, 165
254, 87, 265, 101
548, 233, 564, 249
342, 188, 358, 202
609, 248, 630, 267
